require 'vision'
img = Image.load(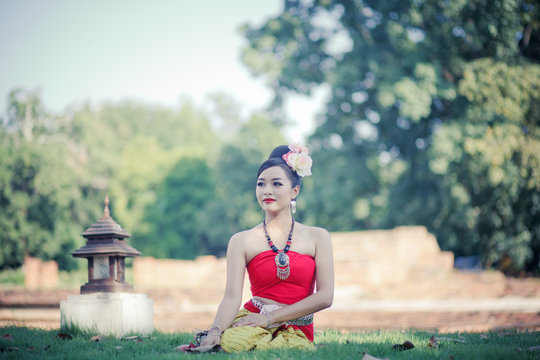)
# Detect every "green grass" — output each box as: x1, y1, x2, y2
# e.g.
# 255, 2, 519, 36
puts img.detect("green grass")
0, 326, 539, 359
0, 269, 25, 287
